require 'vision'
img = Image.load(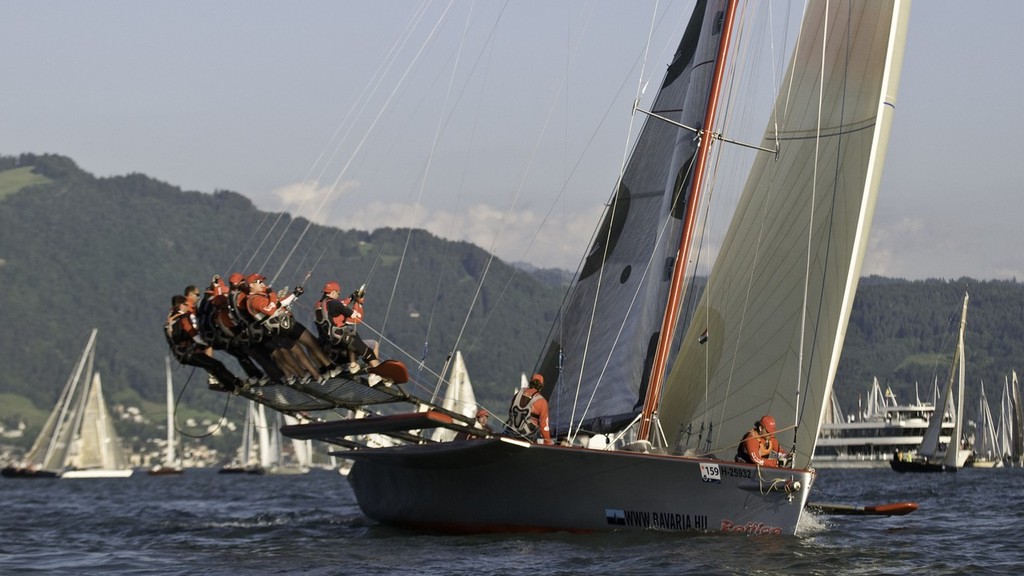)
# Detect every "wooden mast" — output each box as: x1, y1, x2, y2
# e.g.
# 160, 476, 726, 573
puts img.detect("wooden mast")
639, 0, 738, 442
